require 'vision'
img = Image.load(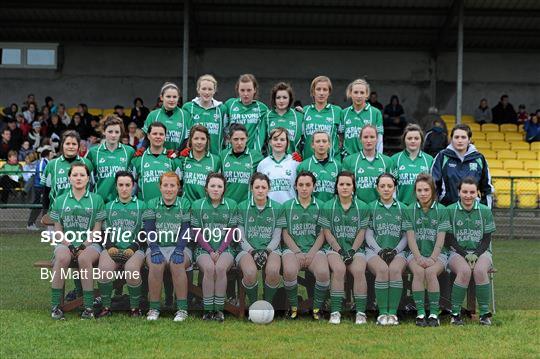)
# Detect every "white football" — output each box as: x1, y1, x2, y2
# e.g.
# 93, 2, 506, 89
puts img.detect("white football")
248, 300, 274, 324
